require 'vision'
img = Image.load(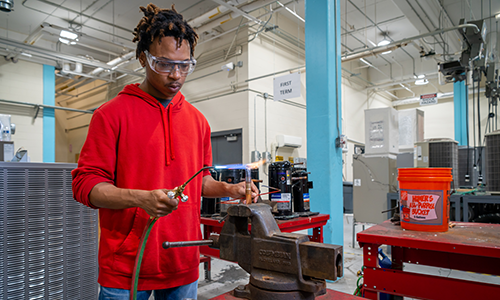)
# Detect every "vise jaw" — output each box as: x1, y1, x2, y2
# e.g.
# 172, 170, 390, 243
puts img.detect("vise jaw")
209, 204, 343, 300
